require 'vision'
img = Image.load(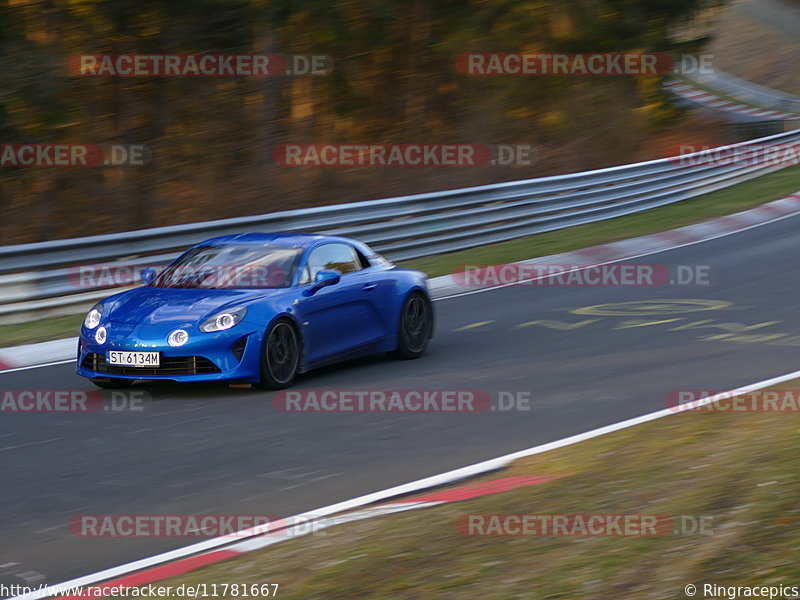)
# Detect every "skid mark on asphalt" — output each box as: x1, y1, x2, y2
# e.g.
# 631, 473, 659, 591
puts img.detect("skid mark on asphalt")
516, 319, 599, 330
613, 318, 682, 329
571, 298, 733, 317
0, 561, 46, 585
0, 437, 63, 453
249, 468, 344, 492
455, 320, 495, 331
667, 319, 780, 332
128, 416, 212, 435
449, 298, 799, 349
